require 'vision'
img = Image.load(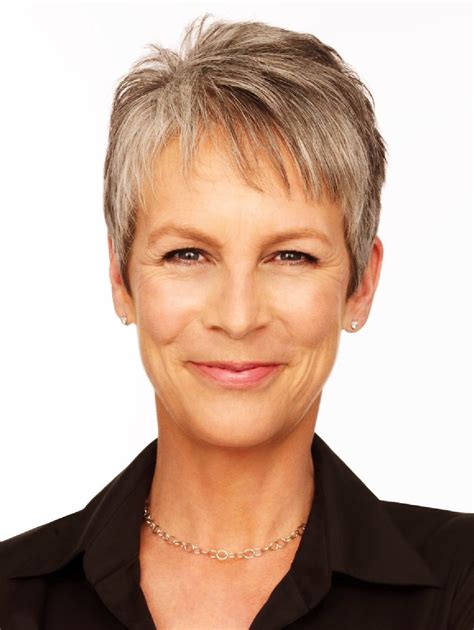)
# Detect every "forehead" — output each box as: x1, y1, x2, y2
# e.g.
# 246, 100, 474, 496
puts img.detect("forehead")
137, 131, 345, 239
